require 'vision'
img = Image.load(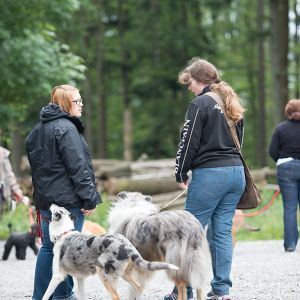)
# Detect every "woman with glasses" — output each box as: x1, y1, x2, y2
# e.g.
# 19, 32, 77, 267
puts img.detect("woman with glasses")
26, 84, 102, 300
